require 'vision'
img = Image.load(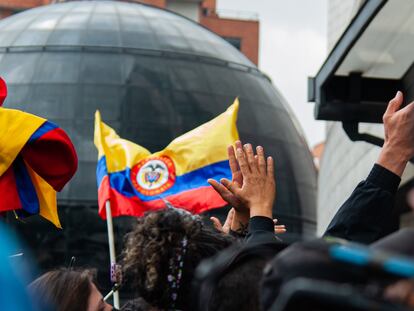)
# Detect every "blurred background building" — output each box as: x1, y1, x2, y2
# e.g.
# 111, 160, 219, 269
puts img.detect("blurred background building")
310, 0, 414, 234
0, 0, 259, 64
0, 0, 317, 297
